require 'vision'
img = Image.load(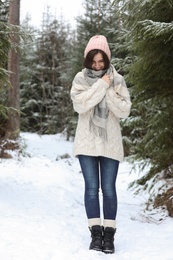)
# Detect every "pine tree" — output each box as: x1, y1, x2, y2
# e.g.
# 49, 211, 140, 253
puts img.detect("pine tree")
124, 0, 173, 181
110, 0, 134, 156
20, 11, 74, 136
6, 0, 20, 140
0, 0, 27, 142
0, 0, 10, 138
19, 16, 40, 132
